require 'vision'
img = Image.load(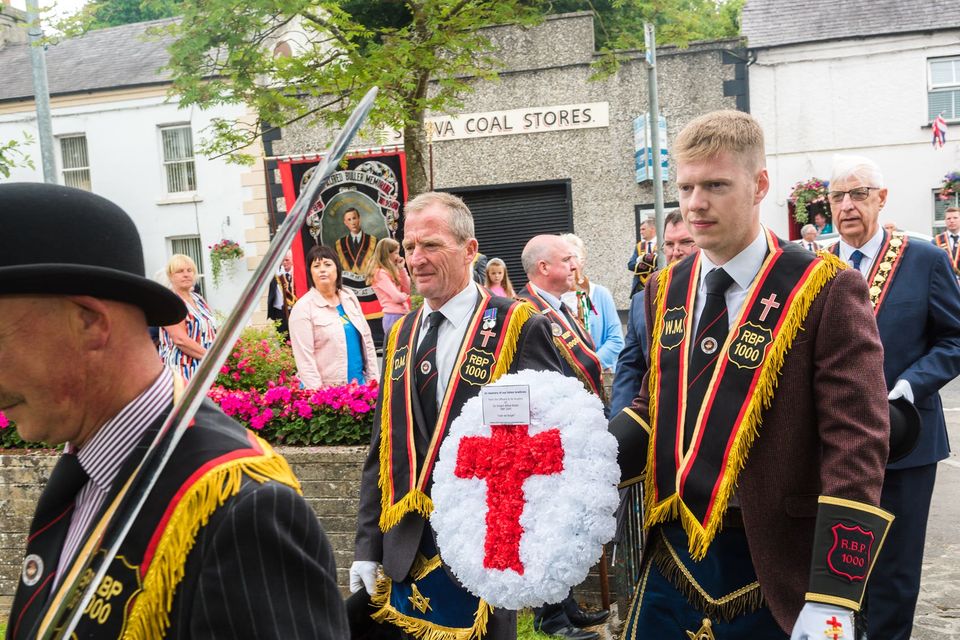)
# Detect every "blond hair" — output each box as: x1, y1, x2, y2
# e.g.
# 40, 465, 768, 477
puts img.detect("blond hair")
166, 253, 197, 276
366, 237, 402, 285
674, 110, 766, 172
